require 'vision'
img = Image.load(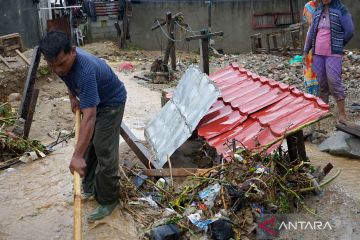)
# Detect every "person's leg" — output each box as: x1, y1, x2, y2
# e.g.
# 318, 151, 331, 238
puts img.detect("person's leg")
325, 56, 347, 123
82, 140, 97, 197
87, 103, 125, 222
312, 55, 329, 103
